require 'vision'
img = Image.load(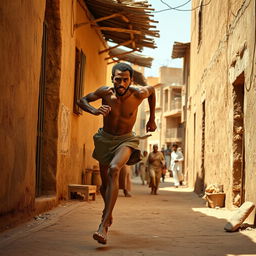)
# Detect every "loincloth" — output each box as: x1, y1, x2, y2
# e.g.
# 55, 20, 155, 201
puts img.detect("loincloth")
92, 128, 149, 166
